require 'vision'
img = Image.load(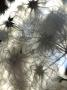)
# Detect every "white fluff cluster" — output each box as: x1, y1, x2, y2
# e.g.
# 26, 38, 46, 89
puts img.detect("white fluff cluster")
0, 0, 67, 90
